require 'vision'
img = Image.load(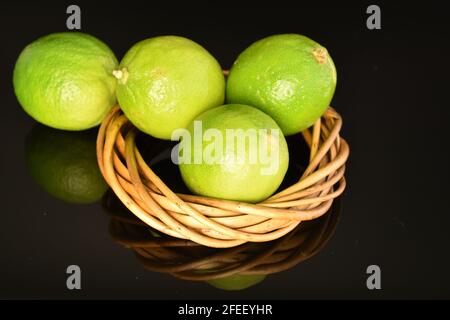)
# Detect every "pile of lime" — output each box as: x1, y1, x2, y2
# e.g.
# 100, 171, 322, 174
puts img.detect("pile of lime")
14, 32, 336, 203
